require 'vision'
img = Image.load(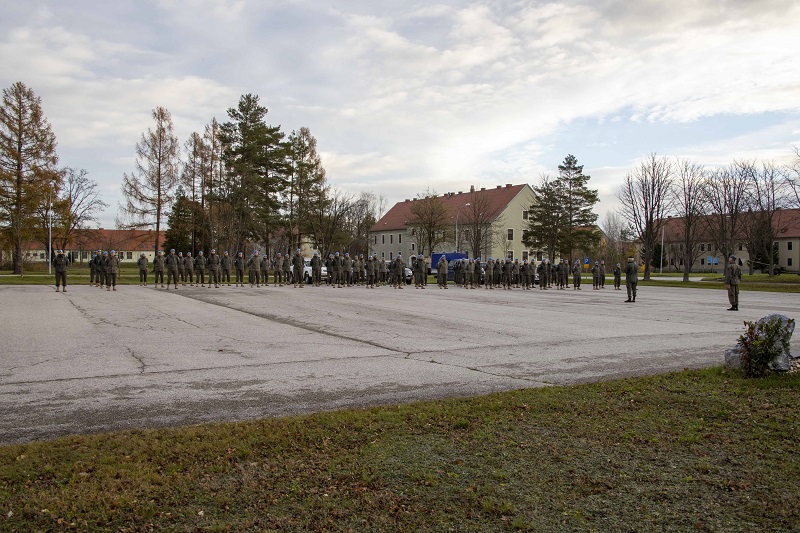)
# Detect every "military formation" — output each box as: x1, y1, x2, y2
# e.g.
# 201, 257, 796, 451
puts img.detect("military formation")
55, 250, 739, 309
